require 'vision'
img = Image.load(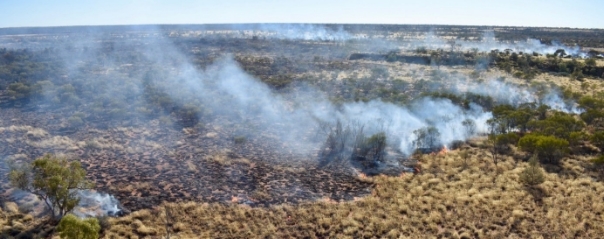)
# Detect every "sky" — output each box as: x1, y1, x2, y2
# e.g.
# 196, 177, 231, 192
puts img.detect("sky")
1, 0, 603, 29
